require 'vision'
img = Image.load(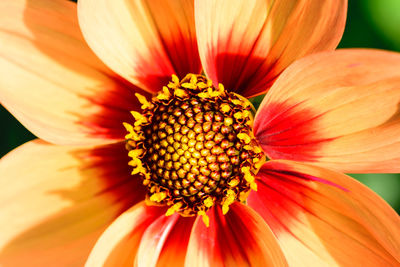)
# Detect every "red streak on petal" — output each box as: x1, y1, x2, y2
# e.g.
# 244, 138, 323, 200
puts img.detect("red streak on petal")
81, 76, 151, 141
76, 142, 147, 208
254, 102, 334, 161
249, 165, 347, 234
82, 37, 203, 142
208, 53, 280, 97
156, 216, 196, 266
134, 36, 202, 92
158, 35, 202, 82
